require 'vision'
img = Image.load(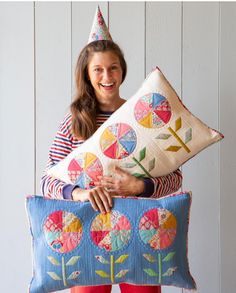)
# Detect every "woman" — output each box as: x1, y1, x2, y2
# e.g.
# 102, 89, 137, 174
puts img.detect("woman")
41, 40, 182, 293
